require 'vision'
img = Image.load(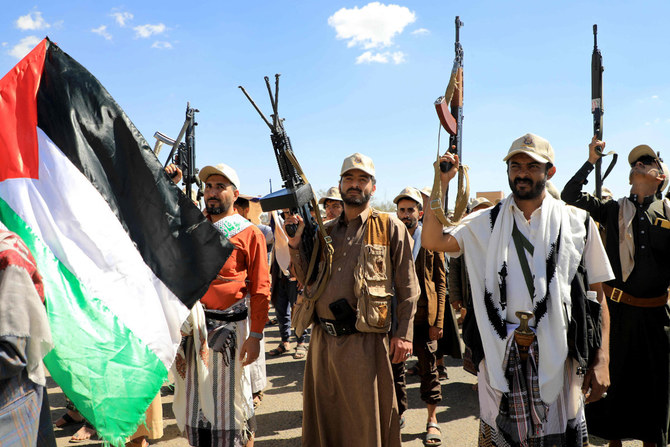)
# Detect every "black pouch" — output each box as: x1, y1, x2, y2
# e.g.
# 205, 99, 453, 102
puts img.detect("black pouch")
329, 298, 357, 324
